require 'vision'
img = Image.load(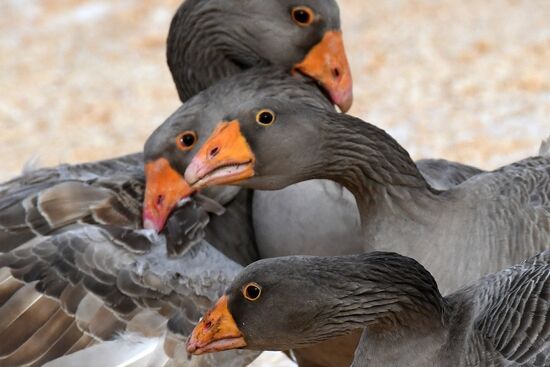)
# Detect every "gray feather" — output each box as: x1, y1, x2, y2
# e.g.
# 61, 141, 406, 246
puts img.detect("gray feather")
539, 136, 550, 157
0, 155, 260, 366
